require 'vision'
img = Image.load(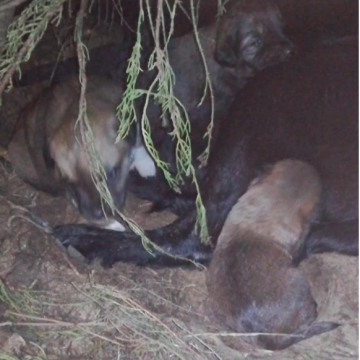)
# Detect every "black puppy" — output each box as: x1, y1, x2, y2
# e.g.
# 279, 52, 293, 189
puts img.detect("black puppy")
128, 0, 293, 213
53, 34, 358, 268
